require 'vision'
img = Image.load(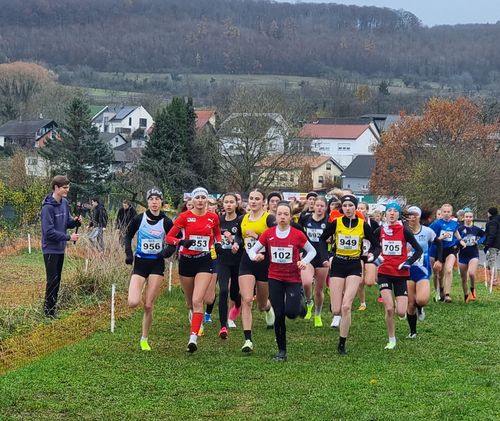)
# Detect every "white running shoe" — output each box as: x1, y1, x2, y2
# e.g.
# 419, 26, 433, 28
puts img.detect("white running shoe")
418, 307, 426, 322
407, 333, 417, 339
228, 319, 237, 328
265, 307, 275, 328
241, 339, 254, 353
330, 315, 341, 328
